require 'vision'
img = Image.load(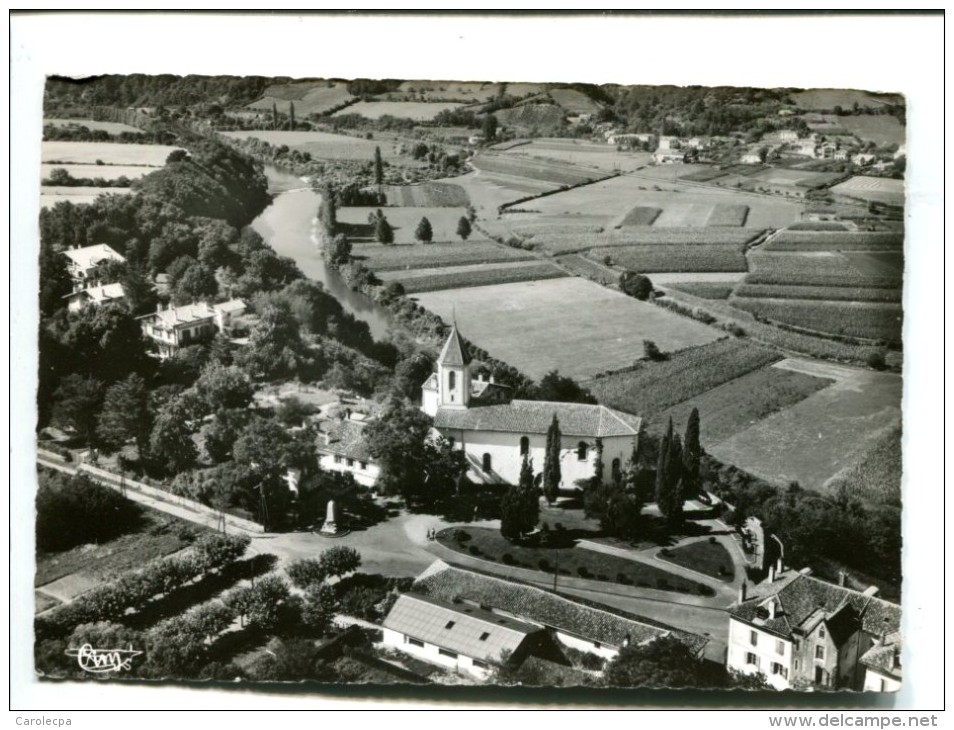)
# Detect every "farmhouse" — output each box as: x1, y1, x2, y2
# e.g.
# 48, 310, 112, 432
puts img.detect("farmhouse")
137, 299, 246, 358
741, 153, 763, 165
422, 326, 641, 488
727, 565, 901, 691
779, 130, 800, 142
63, 282, 125, 313
399, 560, 707, 674
653, 150, 686, 165
606, 132, 655, 148
315, 417, 381, 487
63, 243, 125, 291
